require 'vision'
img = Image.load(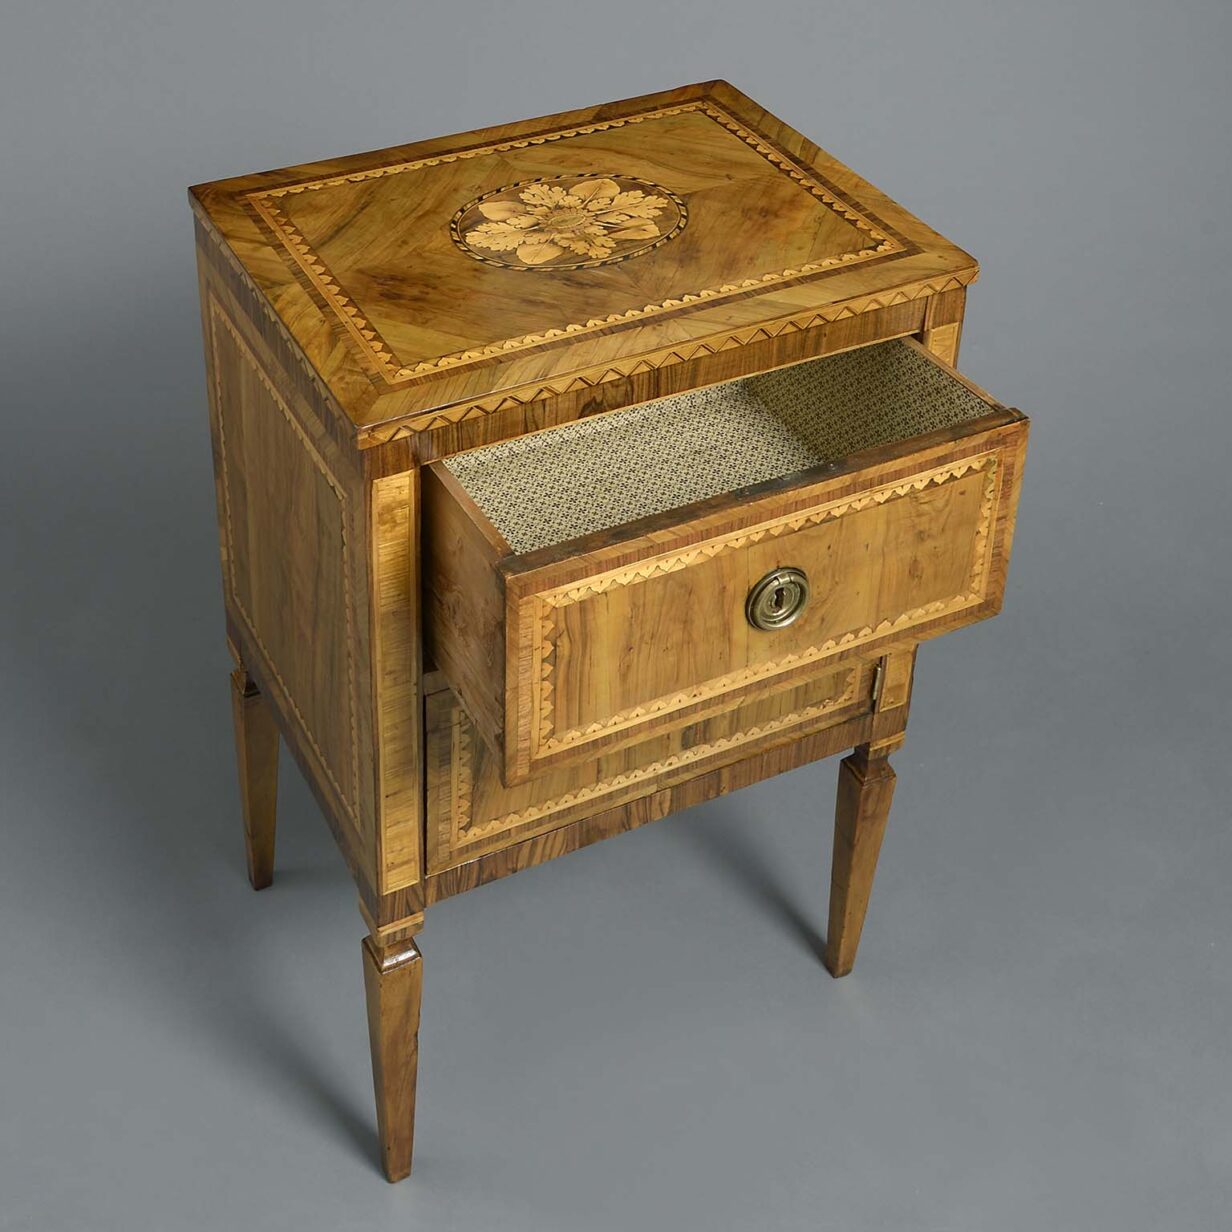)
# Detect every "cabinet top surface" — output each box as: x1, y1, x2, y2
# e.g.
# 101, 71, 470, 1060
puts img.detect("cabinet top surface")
191, 81, 977, 442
